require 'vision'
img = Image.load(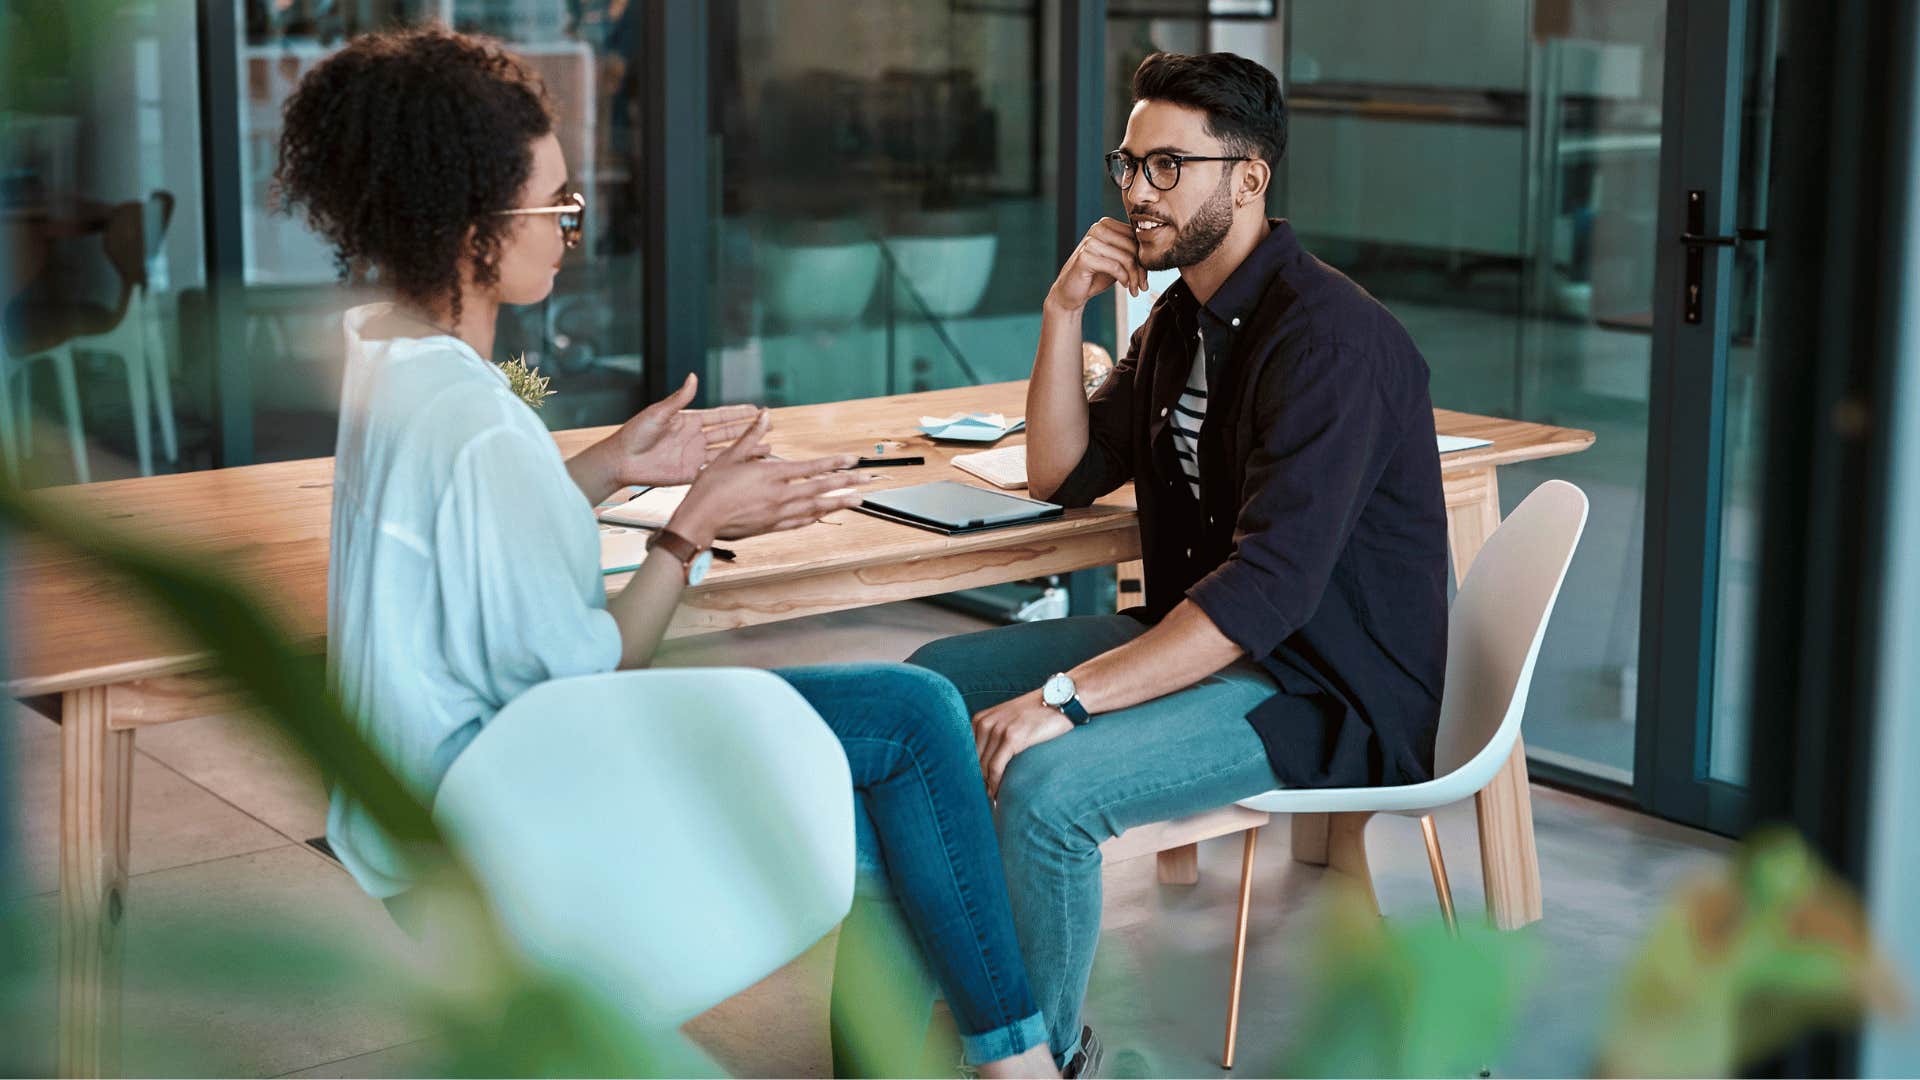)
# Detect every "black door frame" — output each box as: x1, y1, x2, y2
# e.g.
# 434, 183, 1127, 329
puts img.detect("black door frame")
1634, 0, 1764, 835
